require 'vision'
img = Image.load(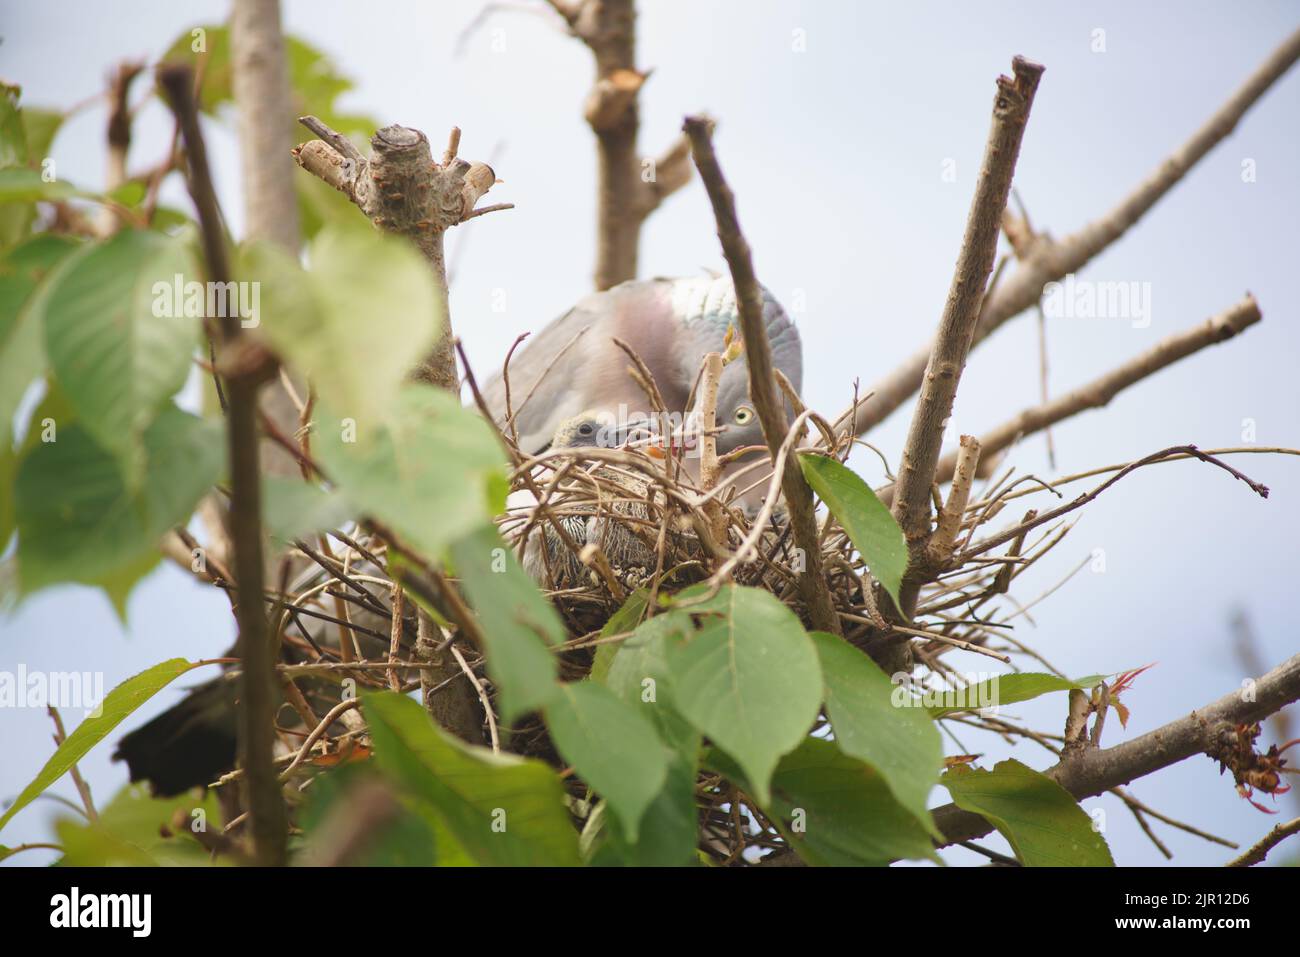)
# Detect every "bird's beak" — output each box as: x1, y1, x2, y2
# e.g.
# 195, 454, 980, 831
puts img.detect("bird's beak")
611, 416, 662, 451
